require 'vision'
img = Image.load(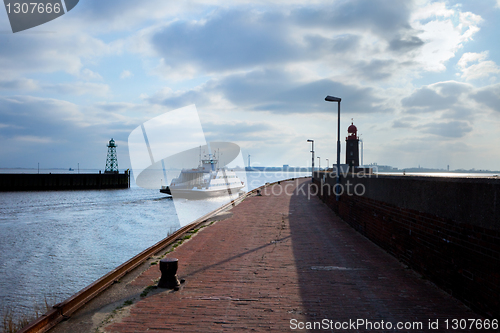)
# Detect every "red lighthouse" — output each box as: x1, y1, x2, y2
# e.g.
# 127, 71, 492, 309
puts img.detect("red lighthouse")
345, 121, 360, 167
